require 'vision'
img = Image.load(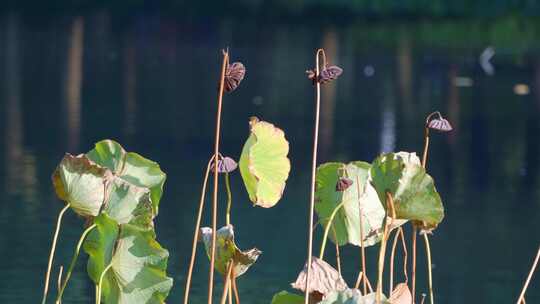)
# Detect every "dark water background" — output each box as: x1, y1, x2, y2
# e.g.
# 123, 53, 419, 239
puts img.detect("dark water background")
0, 12, 539, 303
